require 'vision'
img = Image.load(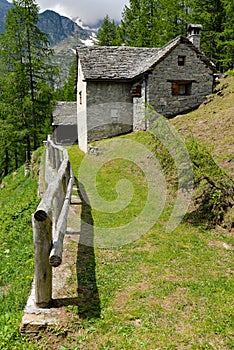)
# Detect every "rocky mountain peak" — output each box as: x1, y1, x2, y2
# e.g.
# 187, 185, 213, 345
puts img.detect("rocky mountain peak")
38, 9, 91, 46
0, 0, 98, 83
